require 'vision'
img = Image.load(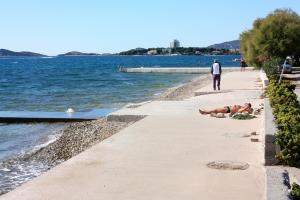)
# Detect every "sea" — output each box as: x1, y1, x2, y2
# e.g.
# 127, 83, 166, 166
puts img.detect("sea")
0, 55, 241, 194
